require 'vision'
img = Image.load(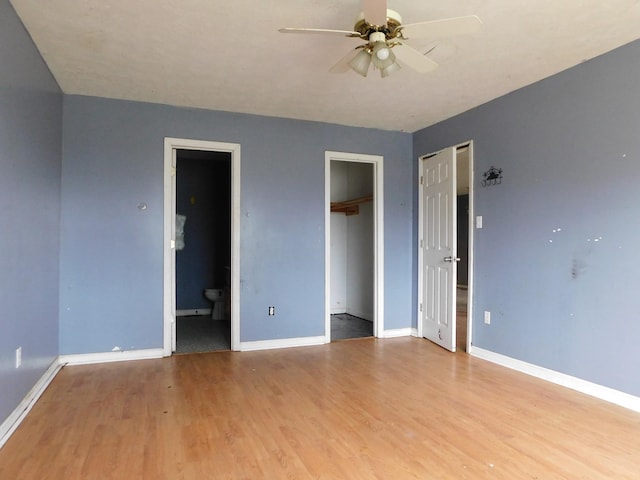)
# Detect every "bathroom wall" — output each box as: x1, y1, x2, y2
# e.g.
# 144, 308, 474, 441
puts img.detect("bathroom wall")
0, 0, 62, 426
413, 38, 640, 397
59, 96, 413, 353
457, 194, 469, 286
176, 151, 231, 311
